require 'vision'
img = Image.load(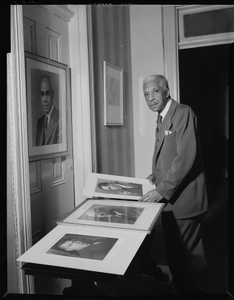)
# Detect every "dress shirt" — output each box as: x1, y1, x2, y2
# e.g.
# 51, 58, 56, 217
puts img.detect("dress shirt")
158, 99, 172, 121
45, 104, 54, 125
